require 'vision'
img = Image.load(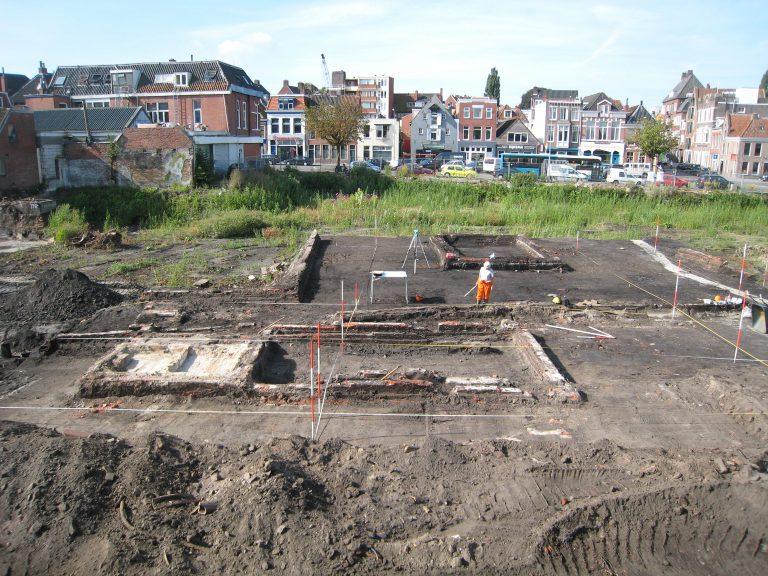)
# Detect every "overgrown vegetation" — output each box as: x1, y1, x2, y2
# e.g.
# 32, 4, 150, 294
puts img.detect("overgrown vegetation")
51, 169, 768, 269
45, 205, 88, 244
